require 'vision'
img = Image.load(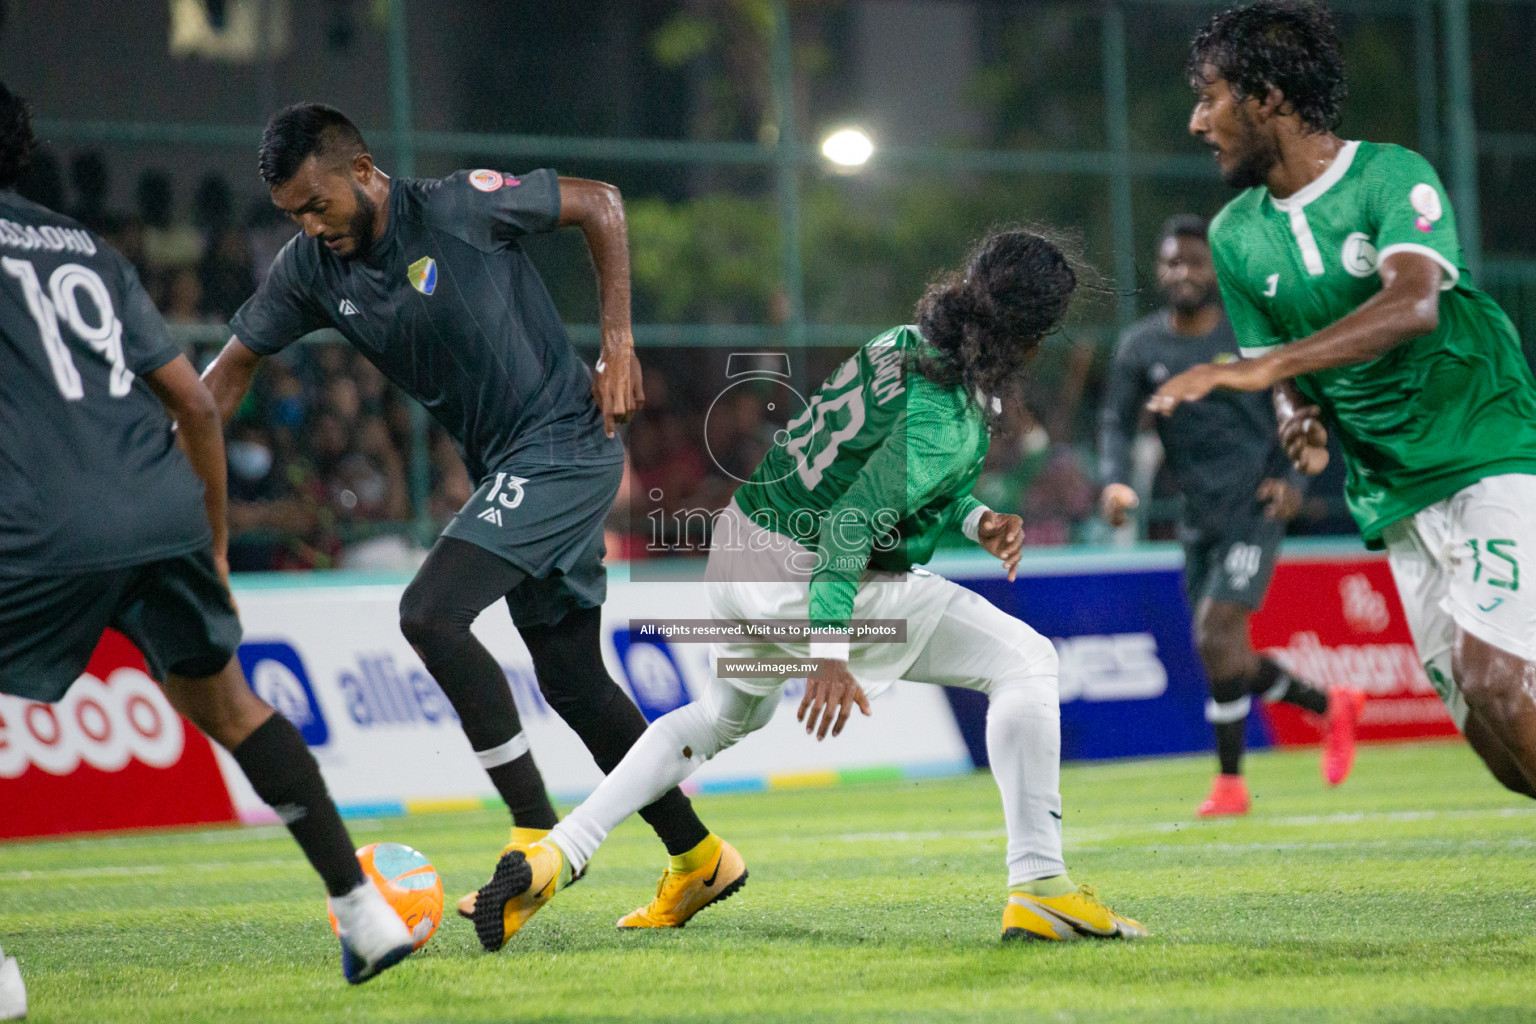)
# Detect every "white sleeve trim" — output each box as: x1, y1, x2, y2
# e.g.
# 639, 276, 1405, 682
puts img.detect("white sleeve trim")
961, 504, 991, 543
1239, 345, 1278, 358
809, 640, 851, 663
1378, 242, 1459, 291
